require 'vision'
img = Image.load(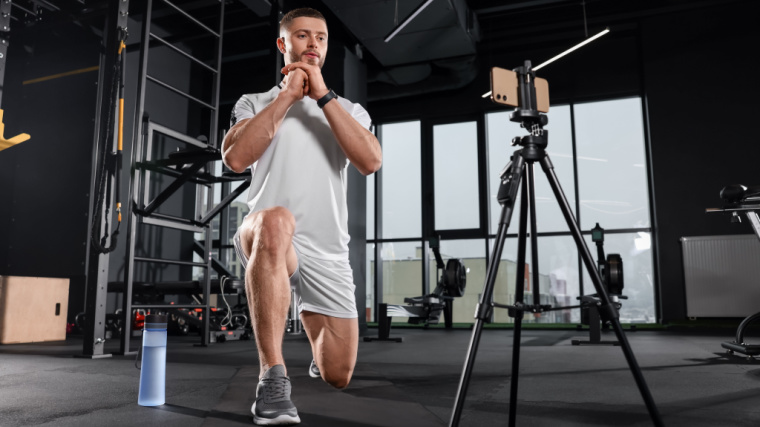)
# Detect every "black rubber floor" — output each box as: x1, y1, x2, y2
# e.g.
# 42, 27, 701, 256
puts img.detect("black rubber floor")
2, 327, 760, 426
